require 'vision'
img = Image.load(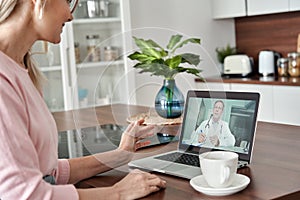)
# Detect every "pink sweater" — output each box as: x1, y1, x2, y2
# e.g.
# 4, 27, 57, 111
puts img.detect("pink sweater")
0, 51, 79, 199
